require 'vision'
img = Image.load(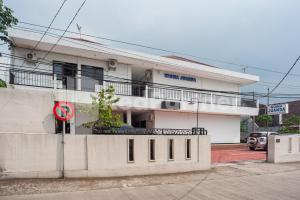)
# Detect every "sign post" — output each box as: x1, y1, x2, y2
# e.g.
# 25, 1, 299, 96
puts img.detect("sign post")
53, 101, 75, 178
